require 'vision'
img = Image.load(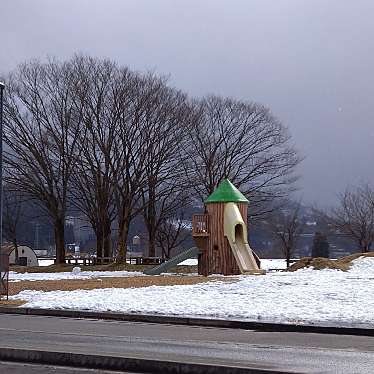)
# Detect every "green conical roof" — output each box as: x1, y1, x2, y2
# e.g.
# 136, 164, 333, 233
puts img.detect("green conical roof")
204, 179, 249, 204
